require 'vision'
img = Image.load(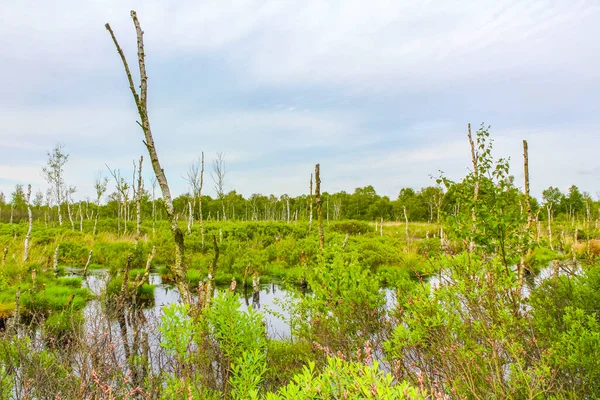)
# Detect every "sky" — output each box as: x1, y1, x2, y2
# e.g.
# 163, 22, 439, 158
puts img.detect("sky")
1, 0, 599, 202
